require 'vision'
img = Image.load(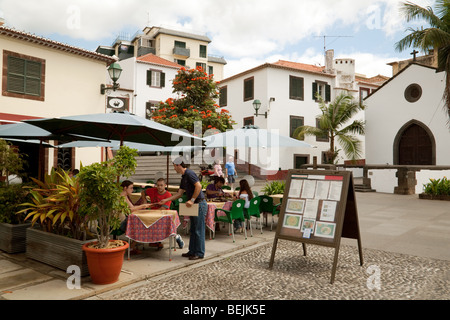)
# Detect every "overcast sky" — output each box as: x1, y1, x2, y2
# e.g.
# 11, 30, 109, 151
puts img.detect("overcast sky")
0, 0, 434, 78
